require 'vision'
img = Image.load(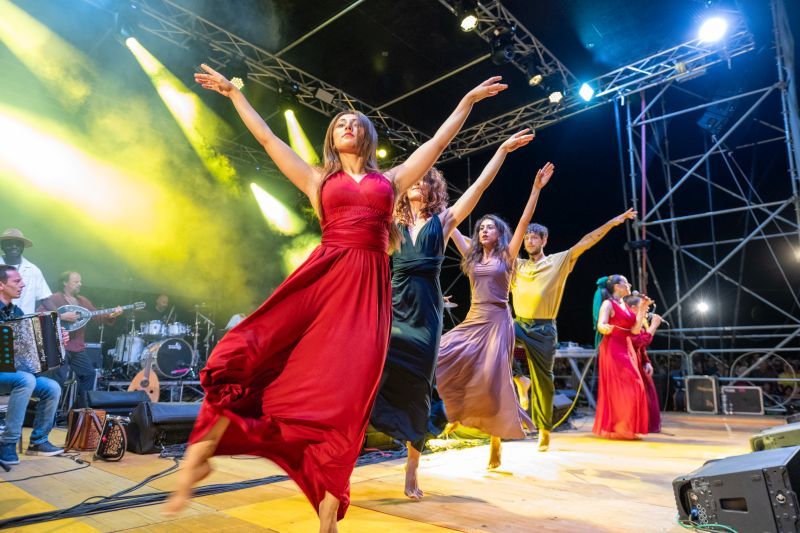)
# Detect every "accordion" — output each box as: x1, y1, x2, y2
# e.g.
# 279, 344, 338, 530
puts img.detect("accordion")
3, 313, 65, 373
